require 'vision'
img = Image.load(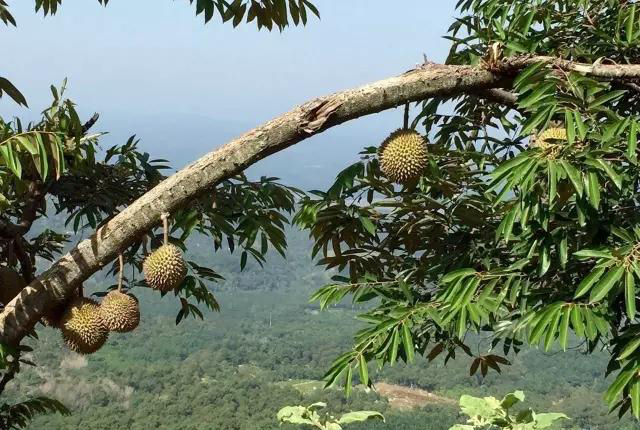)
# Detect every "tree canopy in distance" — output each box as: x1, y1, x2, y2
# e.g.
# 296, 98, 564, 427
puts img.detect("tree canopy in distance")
4, 0, 640, 426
